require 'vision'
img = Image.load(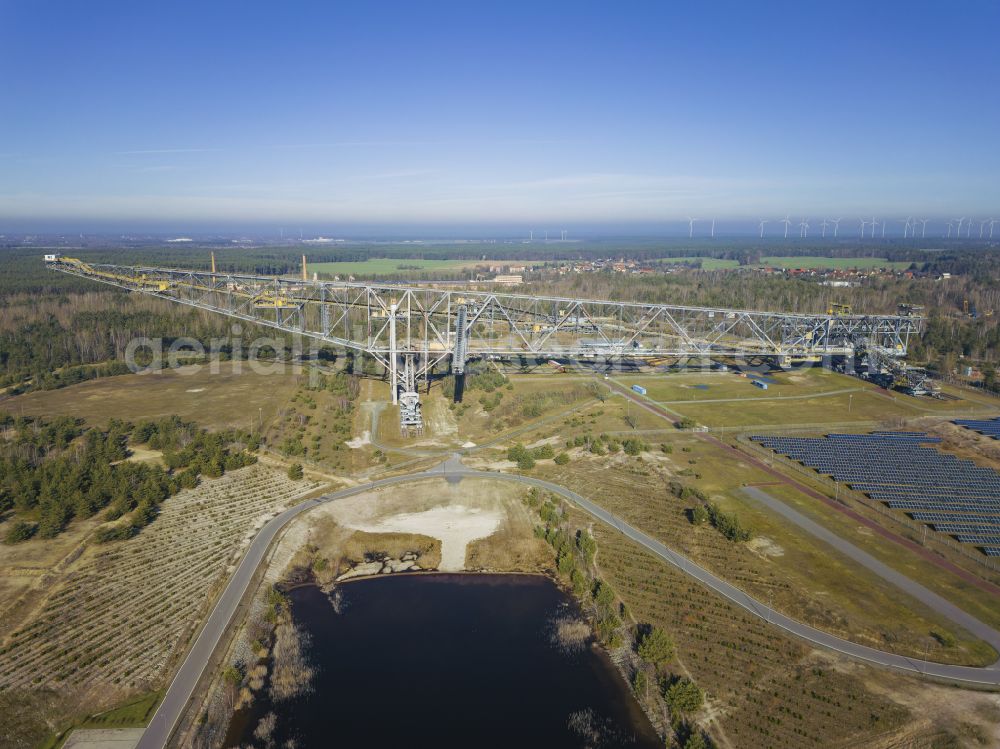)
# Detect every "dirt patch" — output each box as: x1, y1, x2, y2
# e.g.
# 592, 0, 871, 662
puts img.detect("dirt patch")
843, 656, 1000, 747
345, 430, 371, 448
747, 536, 785, 558
122, 446, 164, 466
